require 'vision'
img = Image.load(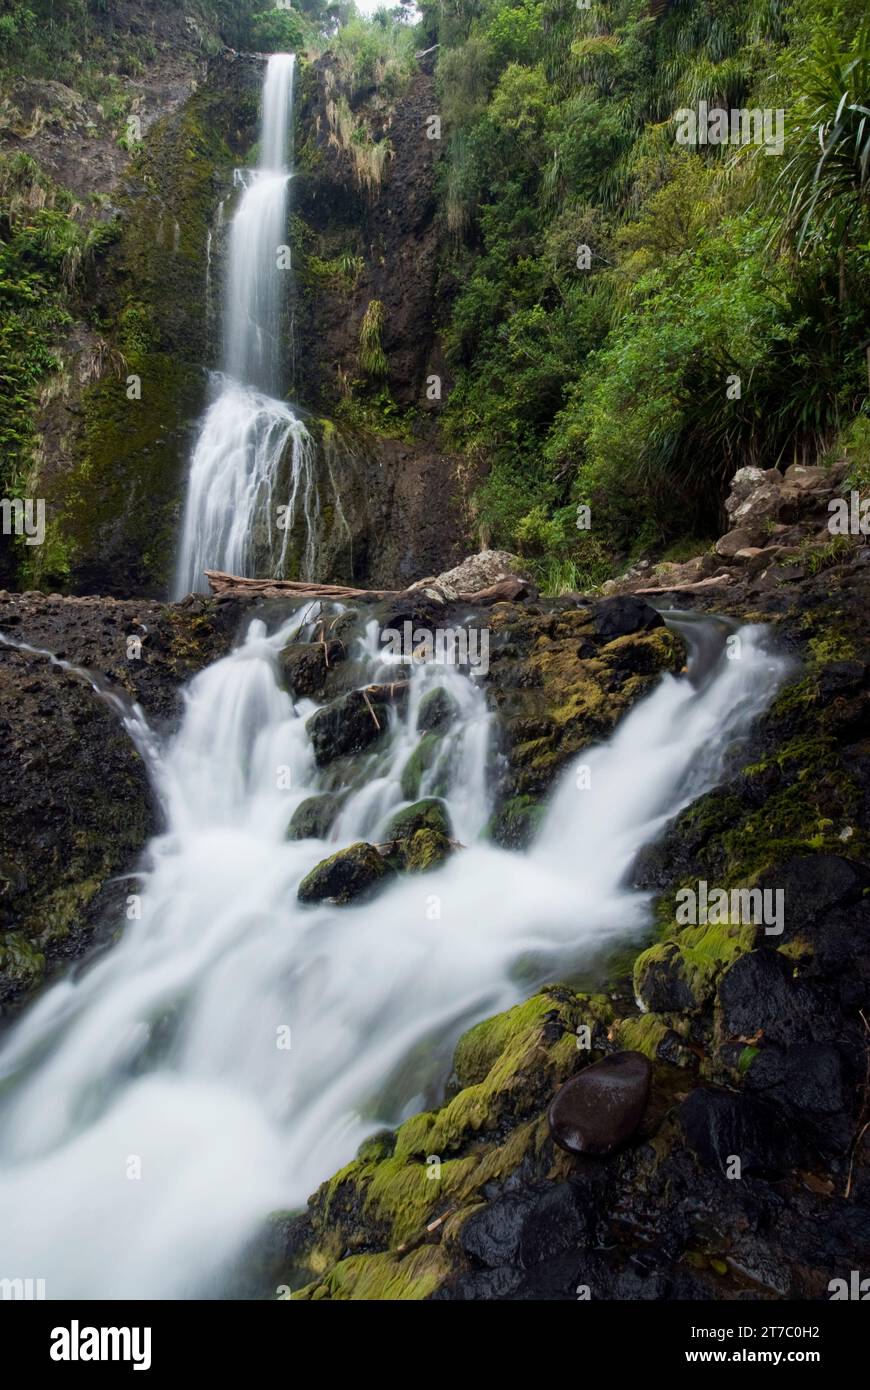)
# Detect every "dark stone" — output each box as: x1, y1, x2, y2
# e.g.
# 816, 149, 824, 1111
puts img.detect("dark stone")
281, 641, 345, 698
297, 842, 389, 906
716, 948, 835, 1046
743, 1042, 852, 1151
816, 660, 868, 702
634, 941, 697, 1012
306, 690, 388, 766
677, 1085, 796, 1176
517, 1182, 589, 1268
460, 1190, 536, 1268
287, 793, 342, 841
459, 1181, 588, 1272
548, 1051, 651, 1156
591, 597, 663, 642
756, 854, 870, 941
416, 686, 458, 734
